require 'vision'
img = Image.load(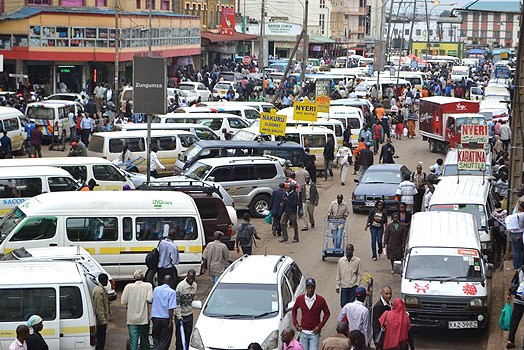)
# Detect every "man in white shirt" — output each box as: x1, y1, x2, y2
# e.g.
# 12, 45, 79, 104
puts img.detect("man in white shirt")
396, 174, 417, 212
121, 269, 153, 350
150, 146, 166, 177
499, 120, 511, 152
337, 287, 371, 348
9, 325, 29, 350
175, 270, 198, 350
